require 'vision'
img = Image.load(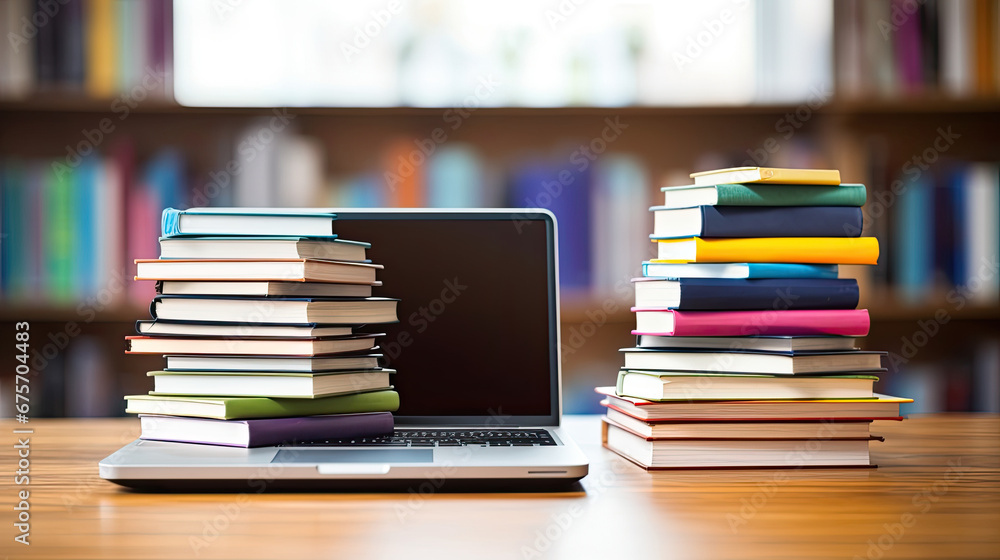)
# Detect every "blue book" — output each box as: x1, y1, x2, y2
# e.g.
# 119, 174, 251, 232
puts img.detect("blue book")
510, 163, 591, 290
633, 278, 859, 310
650, 206, 864, 239
893, 178, 933, 303
161, 208, 339, 238
74, 157, 100, 298
642, 262, 839, 279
